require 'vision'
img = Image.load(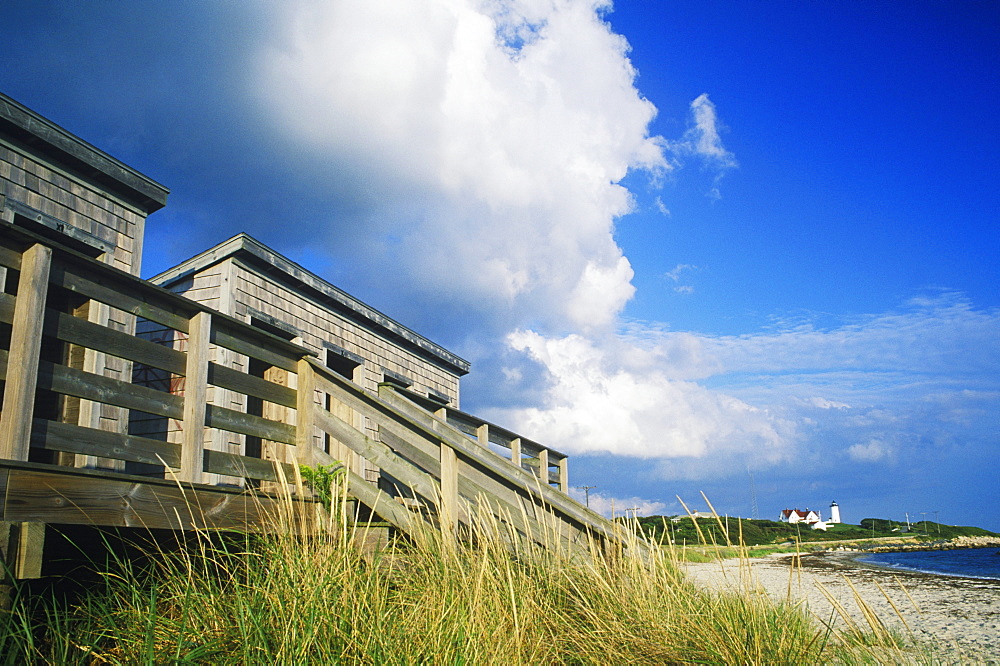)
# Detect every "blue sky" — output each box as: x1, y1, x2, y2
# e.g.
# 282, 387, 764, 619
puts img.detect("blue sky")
3, 1, 998, 529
